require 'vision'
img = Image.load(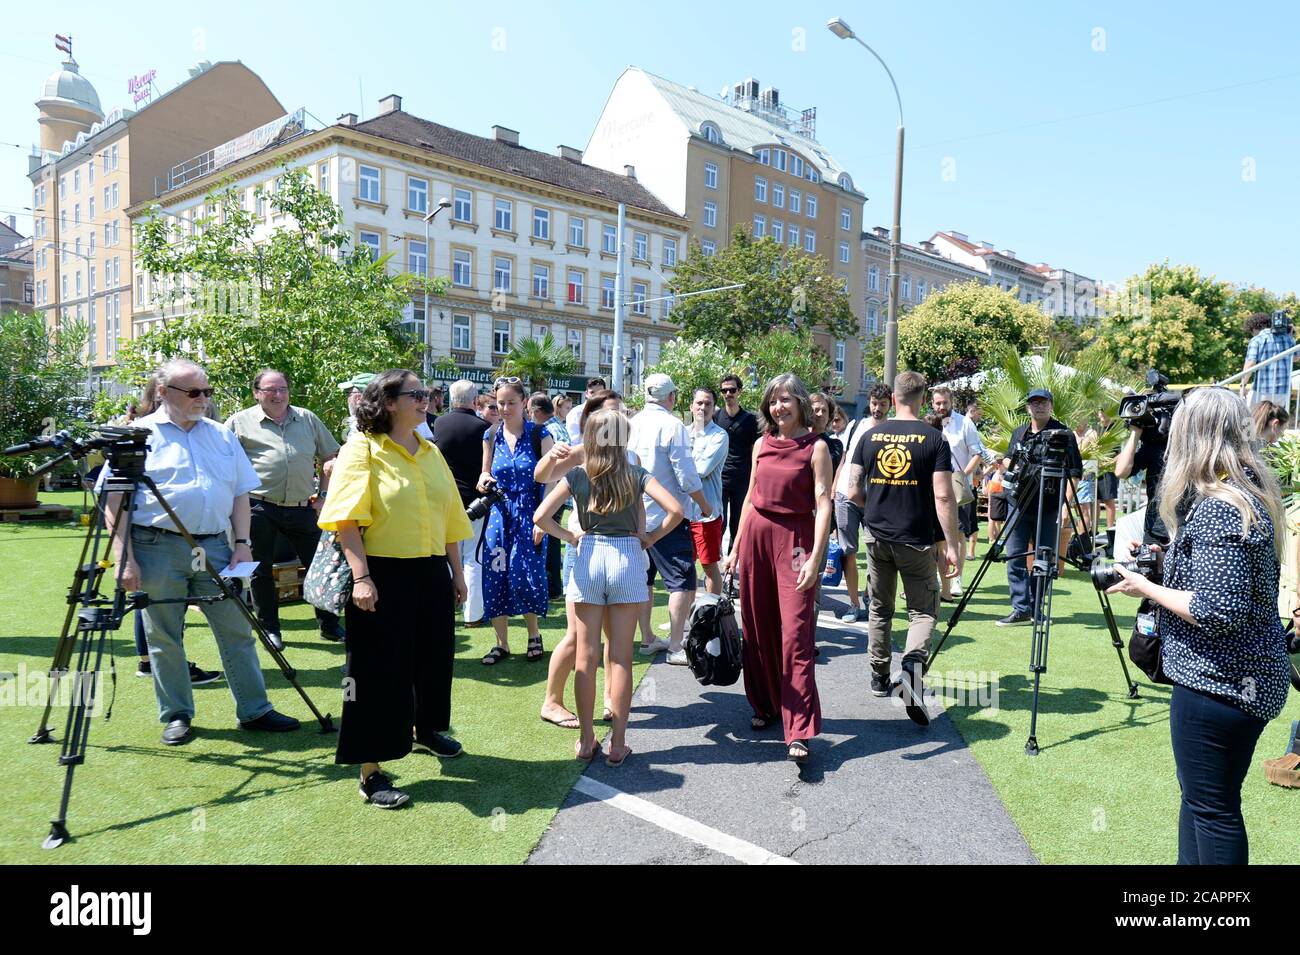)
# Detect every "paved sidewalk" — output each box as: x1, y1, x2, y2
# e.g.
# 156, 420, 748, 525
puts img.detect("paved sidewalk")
528, 585, 1037, 865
